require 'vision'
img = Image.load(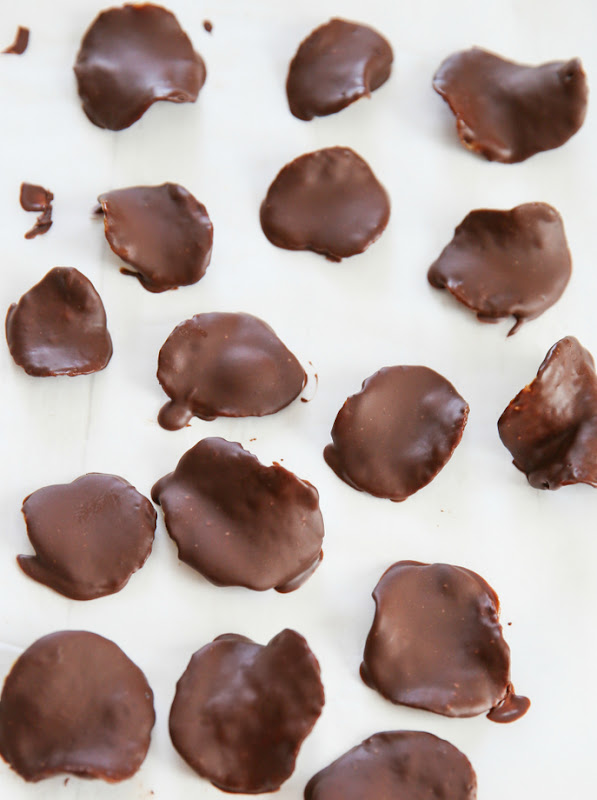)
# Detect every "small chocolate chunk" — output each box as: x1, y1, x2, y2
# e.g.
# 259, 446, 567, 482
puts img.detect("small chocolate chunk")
0, 631, 155, 782
18, 474, 156, 600
169, 629, 324, 793
287, 18, 393, 121
433, 47, 588, 163
324, 366, 468, 501
97, 183, 213, 292
361, 561, 530, 722
3, 26, 29, 55
152, 438, 324, 592
6, 267, 112, 377
203, 20, 213, 33
428, 203, 571, 335
305, 730, 477, 800
157, 312, 306, 430
260, 147, 390, 261
74, 4, 206, 131
498, 336, 597, 489
20, 182, 53, 239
